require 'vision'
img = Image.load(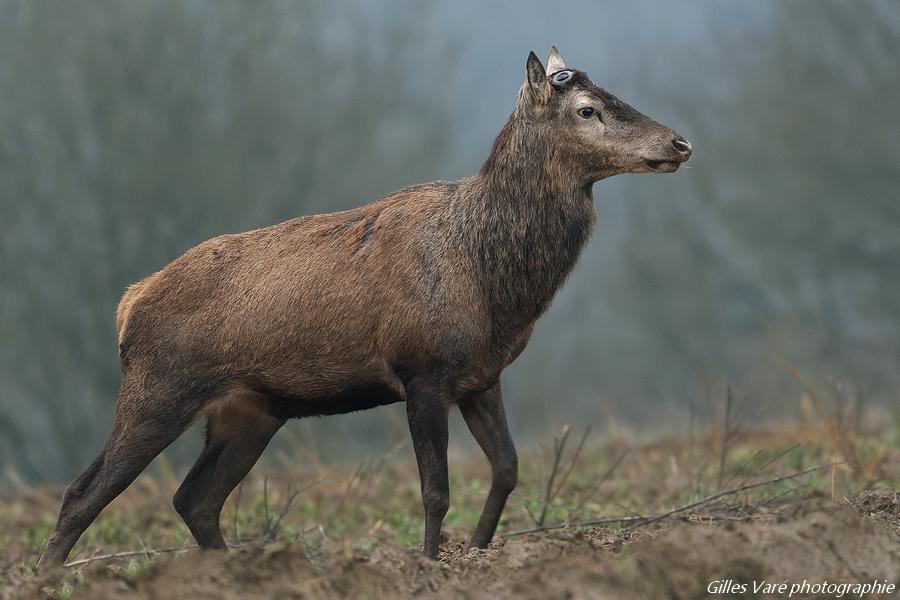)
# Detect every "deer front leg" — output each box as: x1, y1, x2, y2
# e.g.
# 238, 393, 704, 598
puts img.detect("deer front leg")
406, 382, 450, 559
458, 384, 517, 548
